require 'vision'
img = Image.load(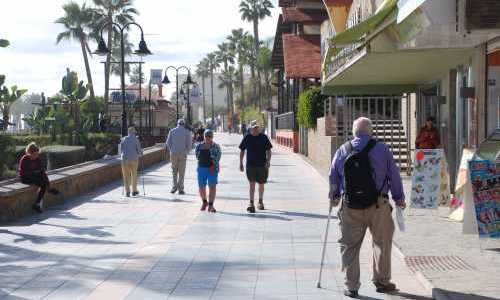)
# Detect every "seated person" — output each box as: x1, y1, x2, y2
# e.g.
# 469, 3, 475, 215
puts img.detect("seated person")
18, 143, 59, 213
